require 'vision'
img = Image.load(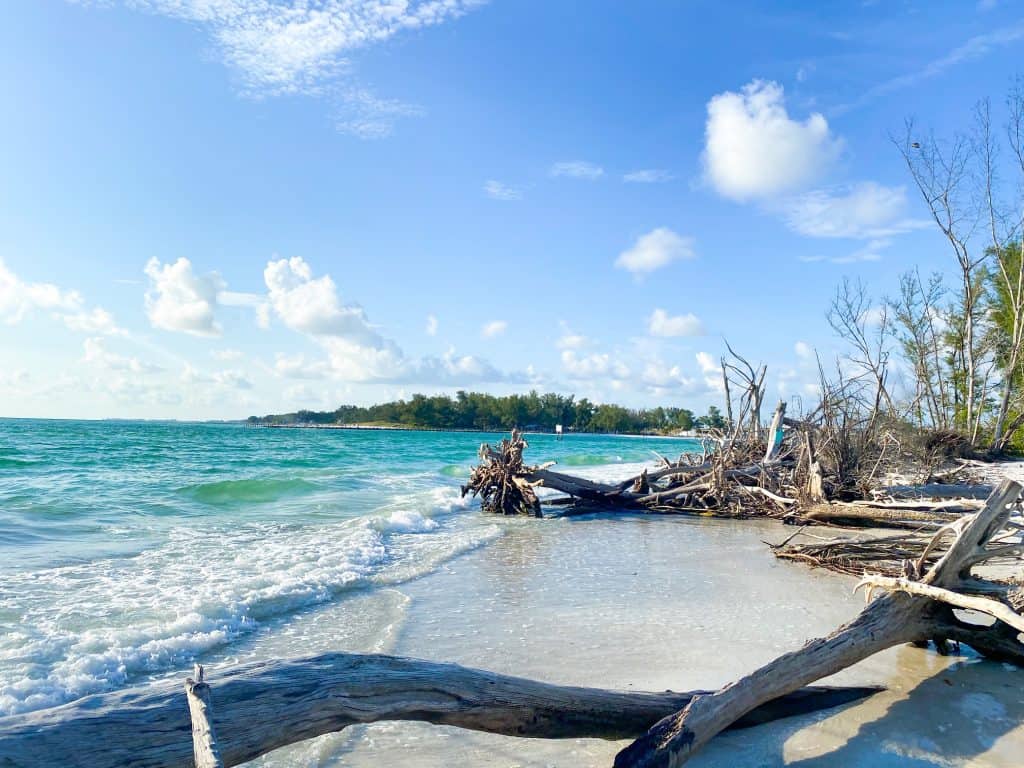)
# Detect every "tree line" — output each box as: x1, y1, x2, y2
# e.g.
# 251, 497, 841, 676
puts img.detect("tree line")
248, 391, 728, 434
